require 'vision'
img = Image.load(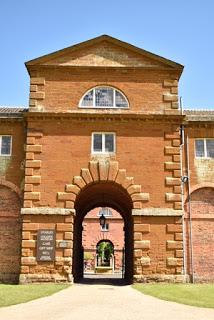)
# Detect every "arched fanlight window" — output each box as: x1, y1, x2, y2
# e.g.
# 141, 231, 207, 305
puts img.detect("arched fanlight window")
98, 207, 113, 217
79, 86, 129, 108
